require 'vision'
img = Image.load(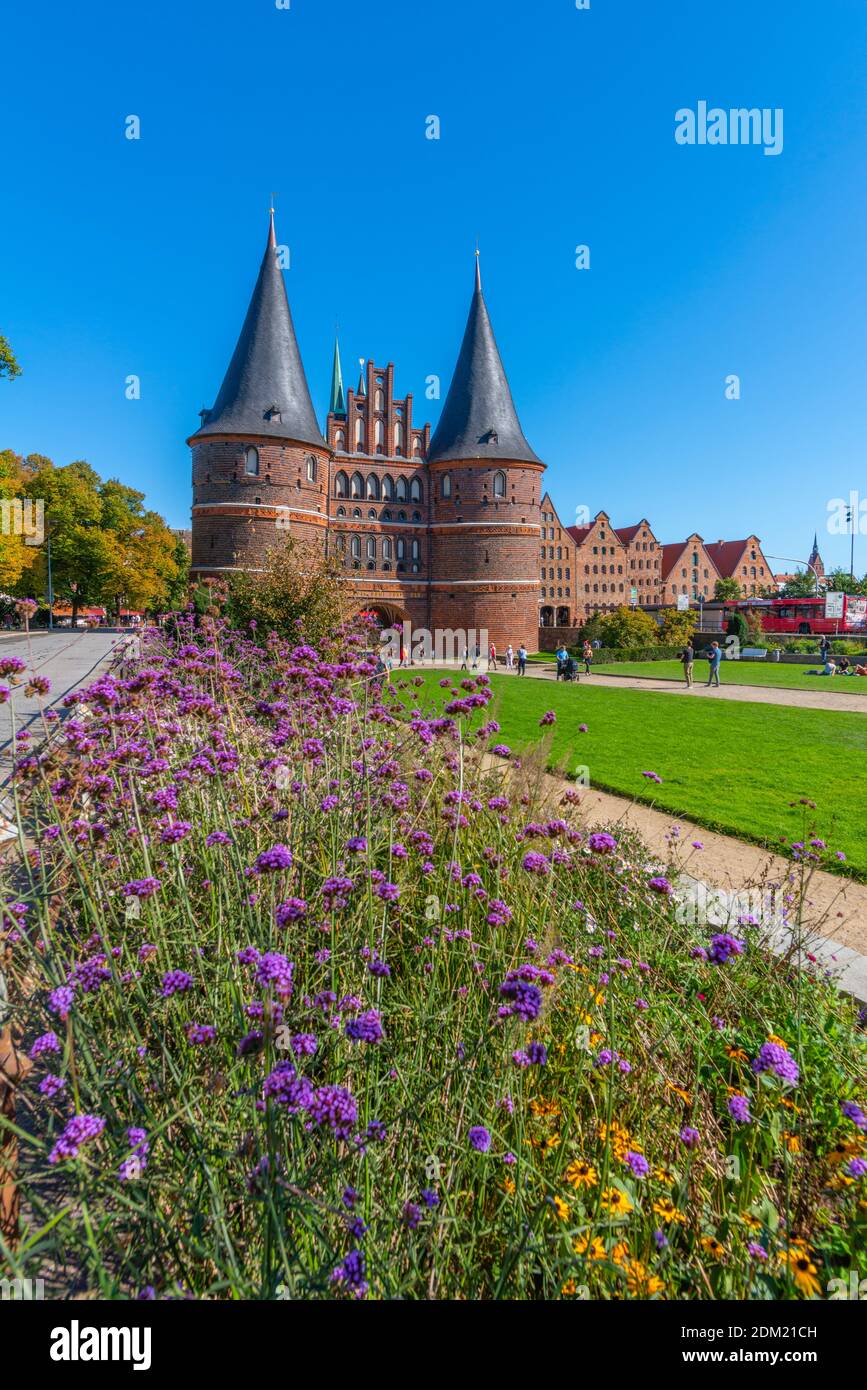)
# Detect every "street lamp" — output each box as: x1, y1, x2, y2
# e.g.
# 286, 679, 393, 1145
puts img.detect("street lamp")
764, 554, 821, 597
